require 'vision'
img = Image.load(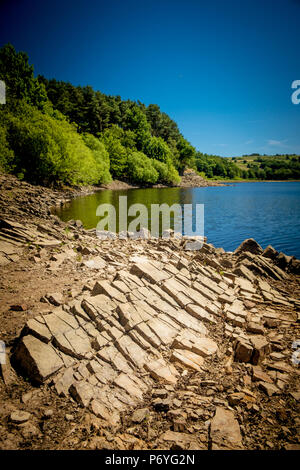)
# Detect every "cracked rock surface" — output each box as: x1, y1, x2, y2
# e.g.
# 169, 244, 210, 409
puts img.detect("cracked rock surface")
0, 173, 299, 450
